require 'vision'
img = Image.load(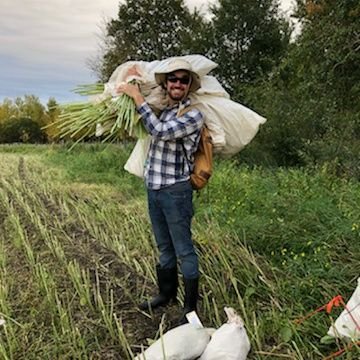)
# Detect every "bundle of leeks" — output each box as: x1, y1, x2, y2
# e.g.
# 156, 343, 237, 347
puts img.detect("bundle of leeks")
52, 83, 147, 147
